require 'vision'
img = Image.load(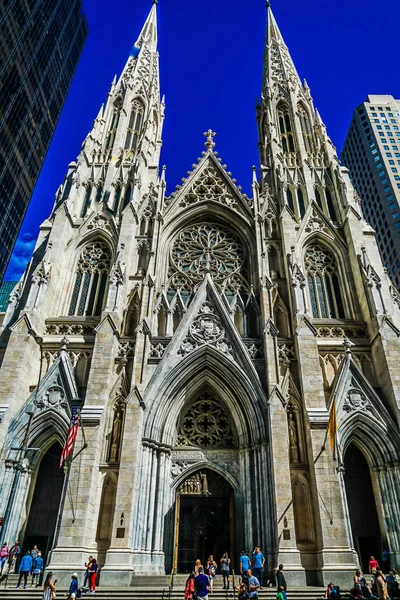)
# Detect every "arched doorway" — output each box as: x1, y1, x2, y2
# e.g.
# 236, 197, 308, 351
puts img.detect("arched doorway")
344, 444, 381, 572
174, 469, 234, 573
23, 442, 65, 562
